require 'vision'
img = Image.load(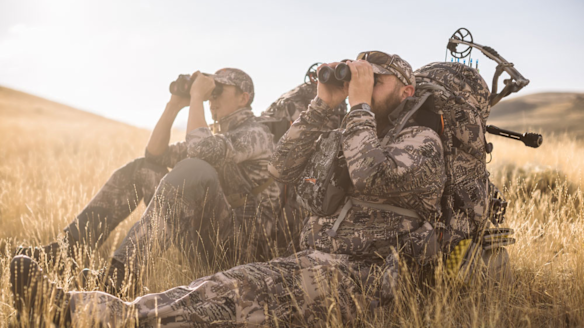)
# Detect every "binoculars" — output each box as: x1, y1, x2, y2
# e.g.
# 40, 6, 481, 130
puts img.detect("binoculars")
317, 63, 352, 86
169, 74, 224, 99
